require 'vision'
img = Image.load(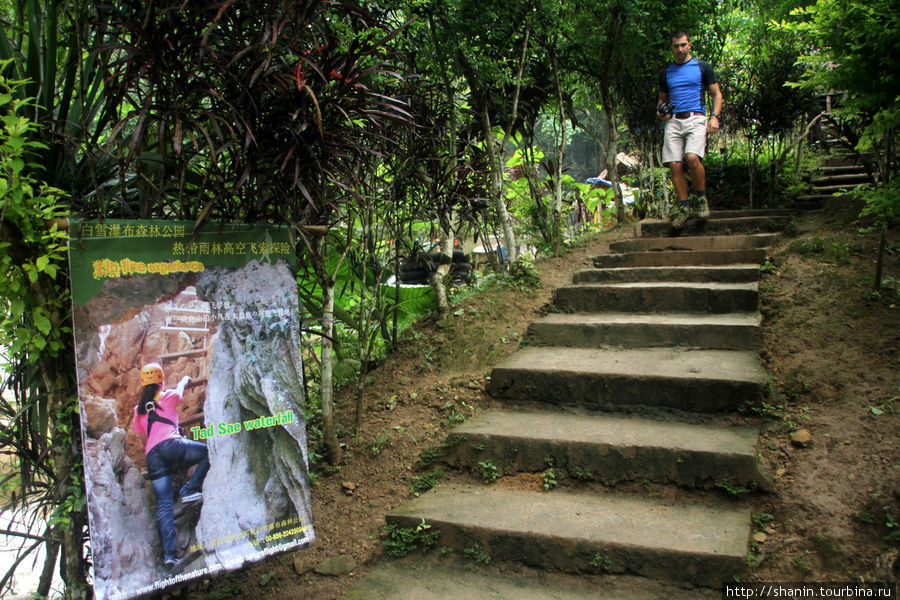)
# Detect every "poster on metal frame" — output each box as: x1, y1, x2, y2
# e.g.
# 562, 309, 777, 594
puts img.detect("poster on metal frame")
68, 220, 315, 600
